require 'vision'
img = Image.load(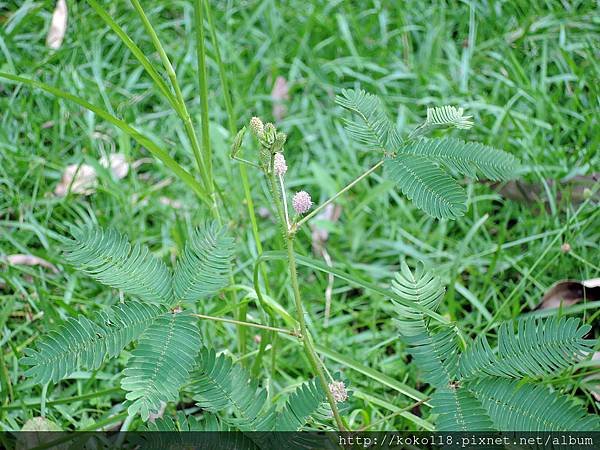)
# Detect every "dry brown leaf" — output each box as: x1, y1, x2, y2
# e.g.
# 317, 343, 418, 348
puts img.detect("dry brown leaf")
536, 278, 600, 310
4, 254, 59, 273
55, 154, 130, 196
54, 163, 97, 196
100, 153, 129, 179
489, 173, 599, 208
46, 0, 68, 50
18, 417, 65, 450
271, 76, 290, 121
